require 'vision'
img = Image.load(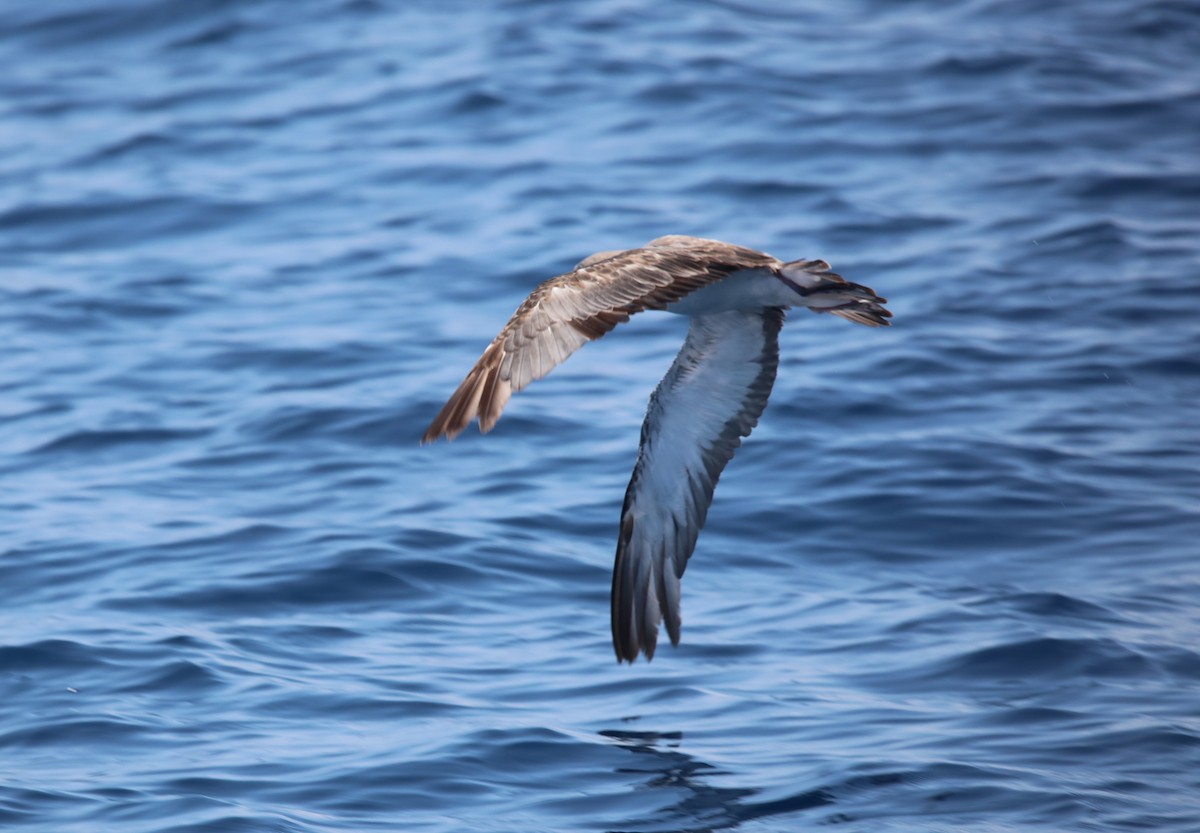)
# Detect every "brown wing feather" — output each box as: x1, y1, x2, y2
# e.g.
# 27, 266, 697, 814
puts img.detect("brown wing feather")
421, 241, 778, 443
